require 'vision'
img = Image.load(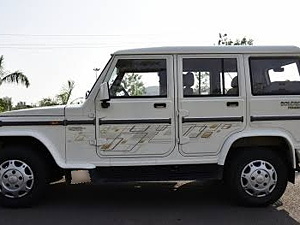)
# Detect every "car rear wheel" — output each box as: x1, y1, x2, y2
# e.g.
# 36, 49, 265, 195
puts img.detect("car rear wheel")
226, 148, 288, 206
